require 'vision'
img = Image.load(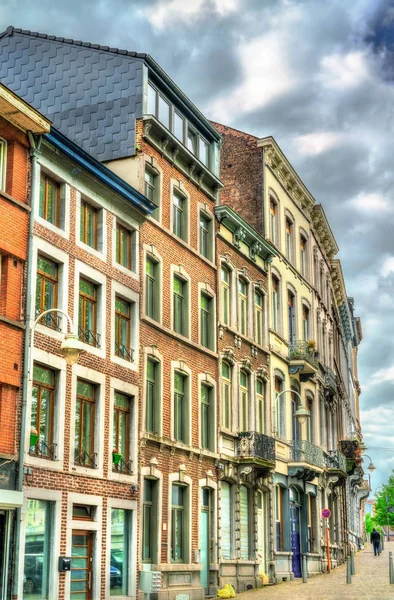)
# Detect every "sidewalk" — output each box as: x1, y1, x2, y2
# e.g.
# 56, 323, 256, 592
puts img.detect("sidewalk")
238, 541, 394, 600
